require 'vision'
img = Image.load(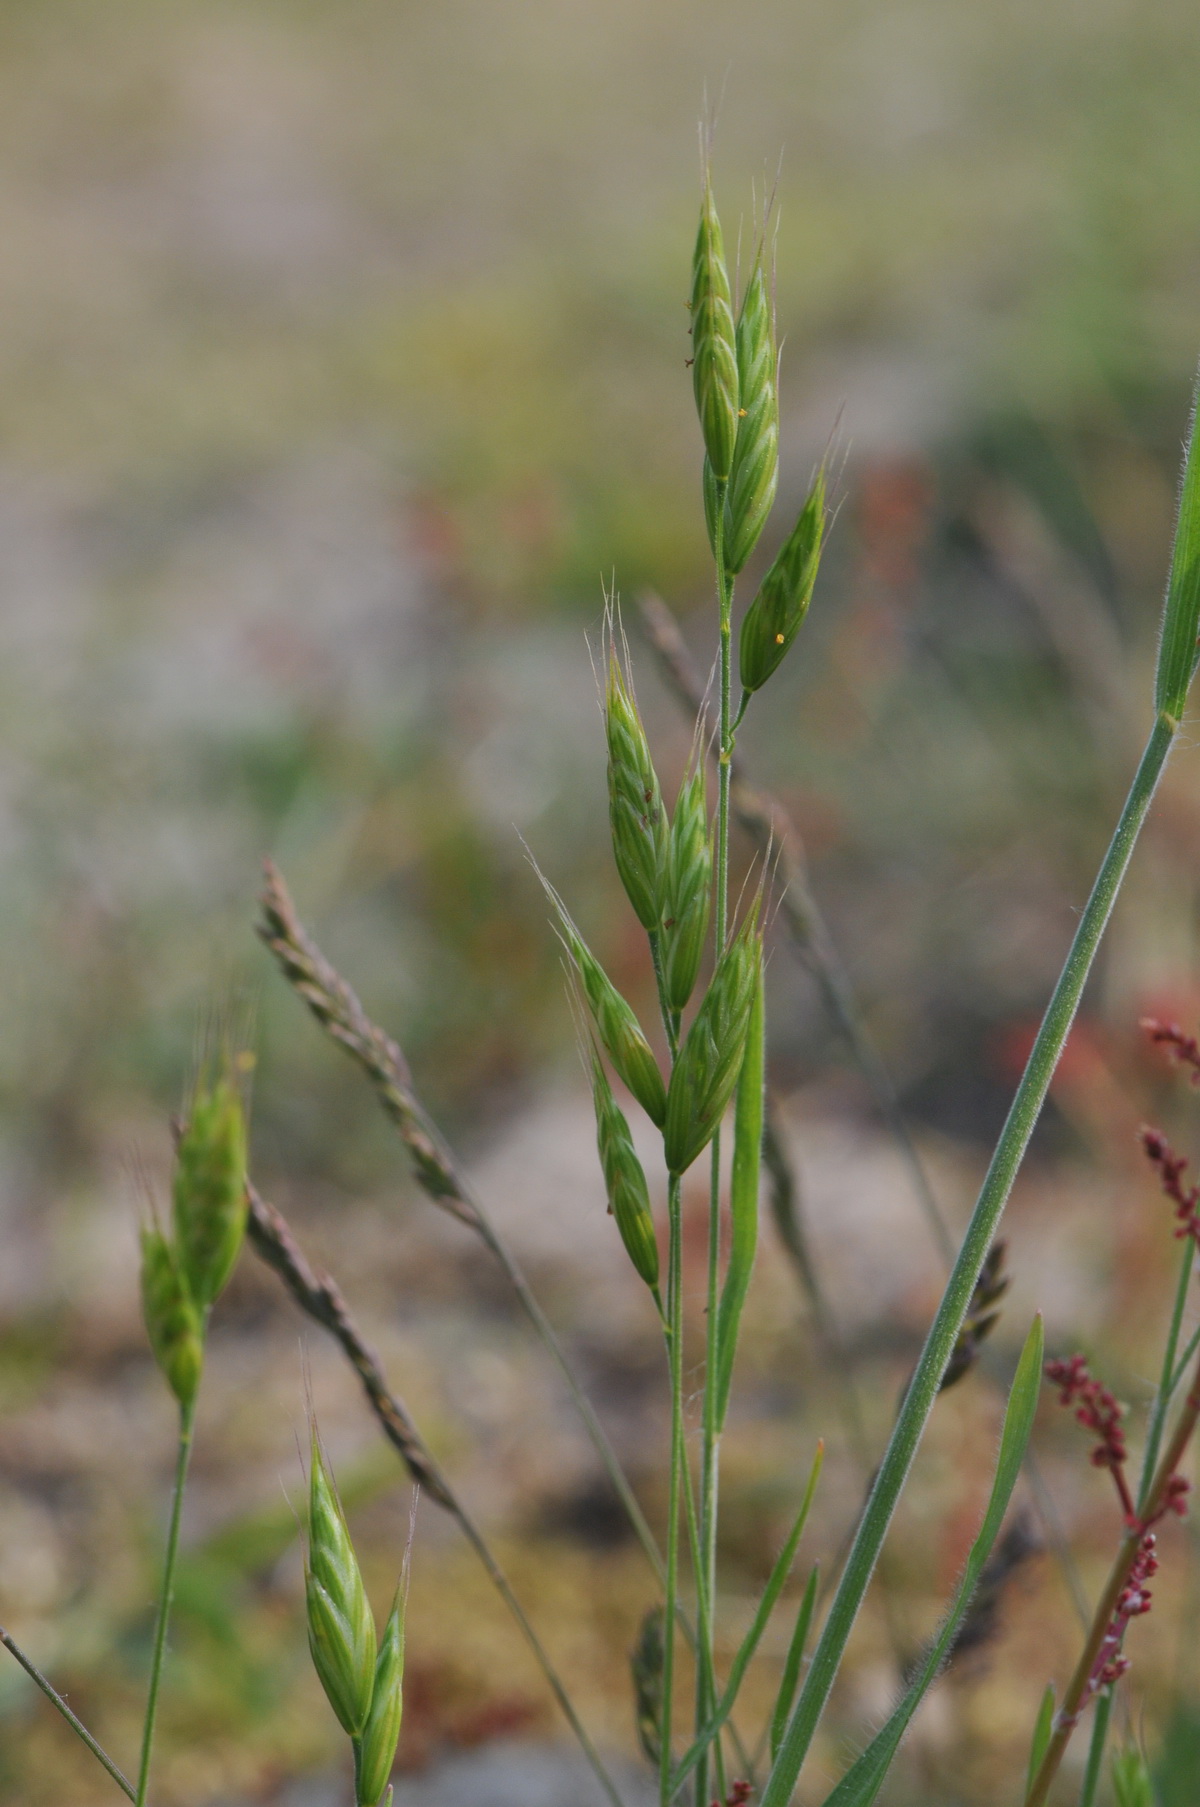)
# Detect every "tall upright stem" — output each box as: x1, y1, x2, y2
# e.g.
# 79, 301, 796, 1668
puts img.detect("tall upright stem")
696, 484, 734, 1806
661, 1171, 686, 1807
136, 1395, 197, 1807
763, 711, 1179, 1807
